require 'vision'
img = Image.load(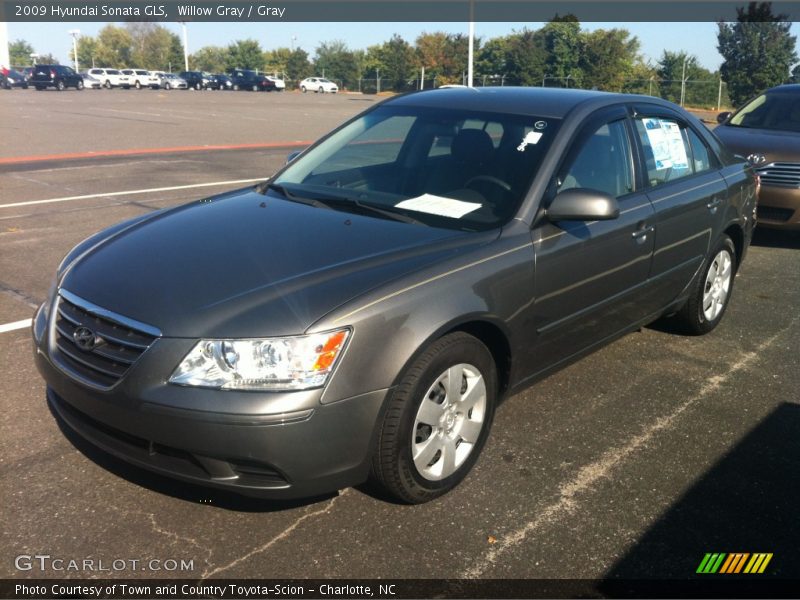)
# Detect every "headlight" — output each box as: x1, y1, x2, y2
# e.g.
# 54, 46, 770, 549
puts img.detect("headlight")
169, 329, 350, 391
